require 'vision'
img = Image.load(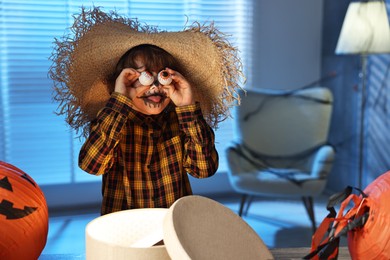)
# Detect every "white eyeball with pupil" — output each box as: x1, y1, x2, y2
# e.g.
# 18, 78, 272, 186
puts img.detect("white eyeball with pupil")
158, 70, 172, 85
139, 71, 154, 86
